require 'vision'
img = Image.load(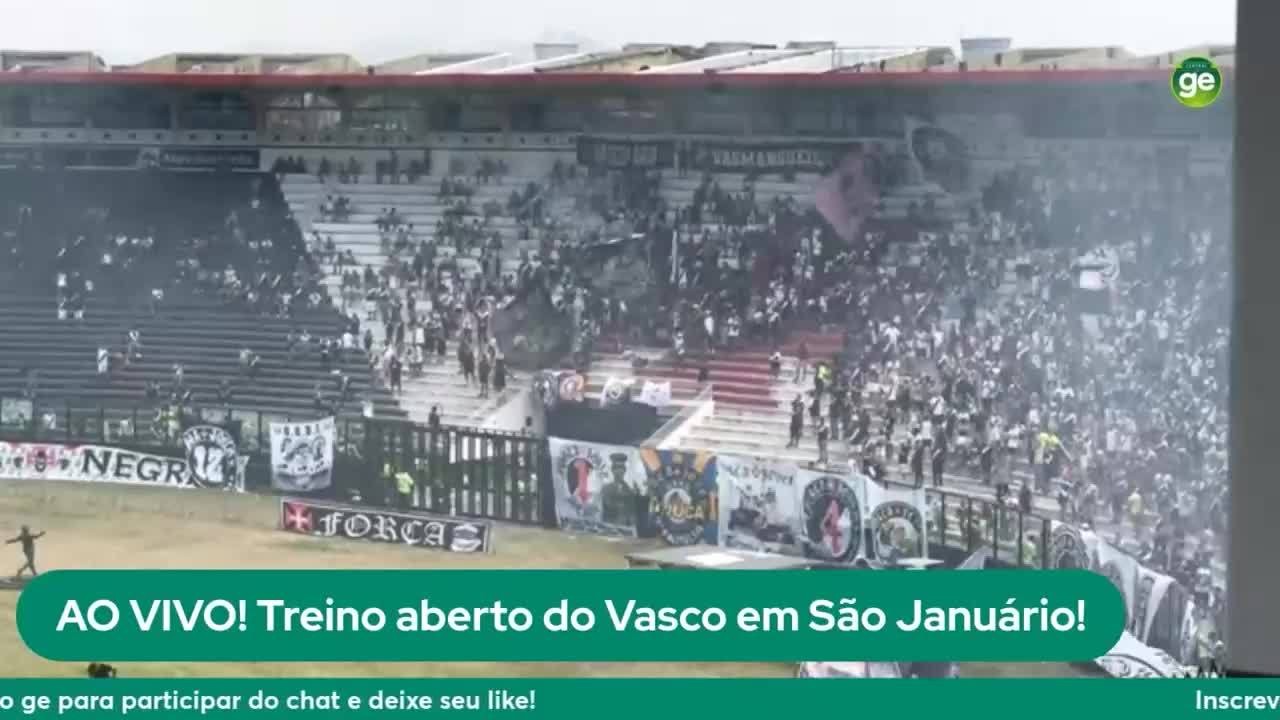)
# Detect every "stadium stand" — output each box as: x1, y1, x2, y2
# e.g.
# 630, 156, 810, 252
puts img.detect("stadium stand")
0, 169, 405, 431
